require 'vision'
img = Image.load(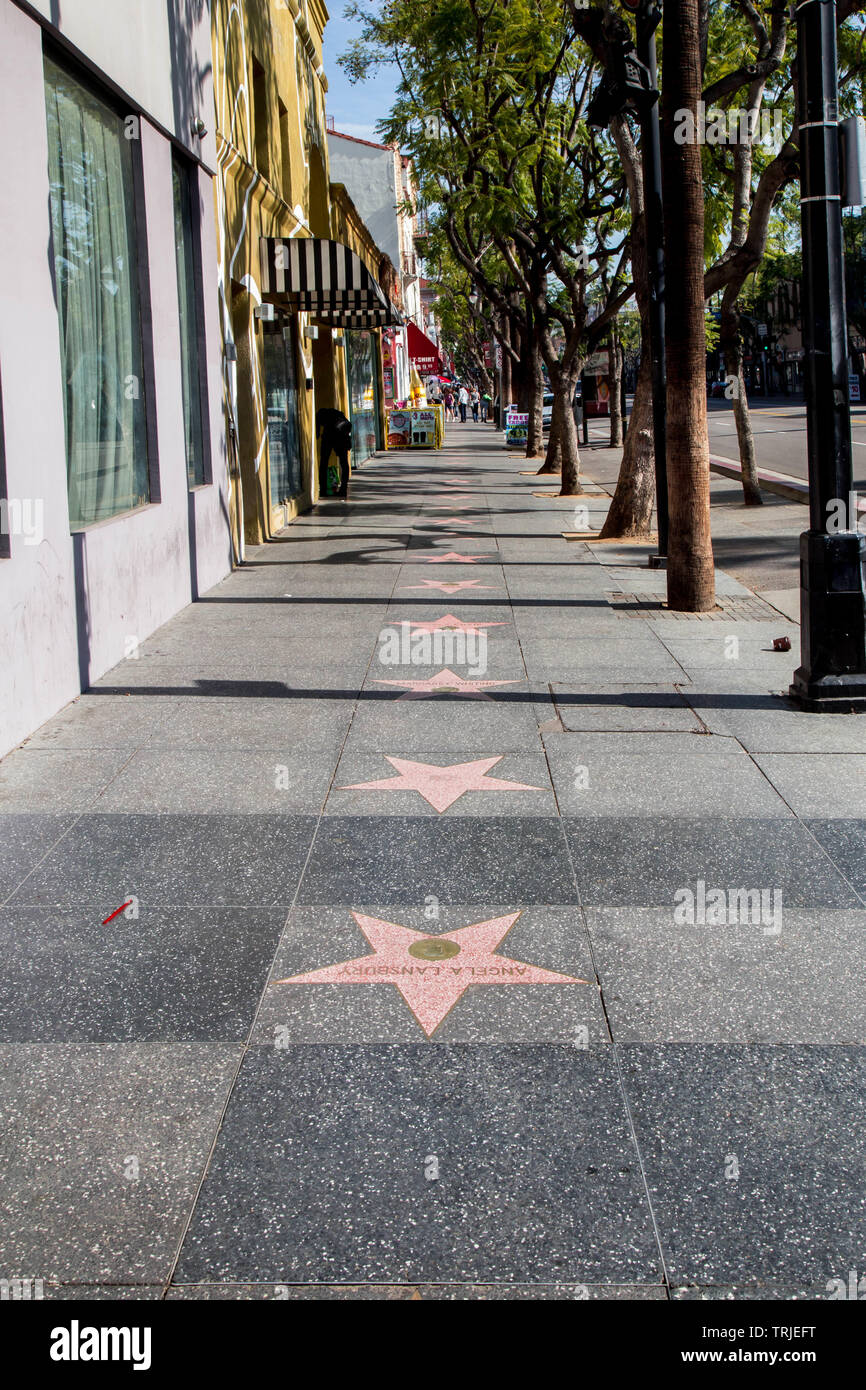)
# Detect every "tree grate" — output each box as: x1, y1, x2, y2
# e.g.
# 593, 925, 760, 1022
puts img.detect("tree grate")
606, 592, 783, 621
